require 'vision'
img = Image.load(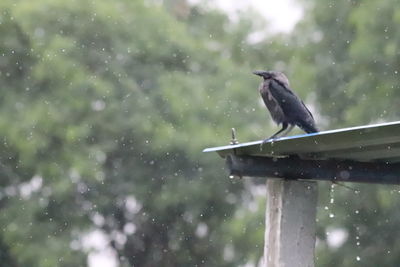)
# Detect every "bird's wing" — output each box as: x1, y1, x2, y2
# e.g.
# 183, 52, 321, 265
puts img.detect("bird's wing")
268, 79, 315, 122
259, 83, 286, 124
301, 99, 314, 120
